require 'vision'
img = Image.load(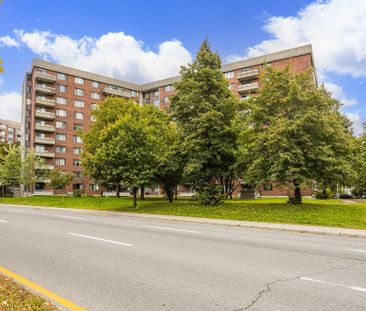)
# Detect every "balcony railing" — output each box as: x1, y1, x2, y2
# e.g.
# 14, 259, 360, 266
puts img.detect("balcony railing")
35, 137, 55, 145
35, 98, 56, 107
35, 151, 55, 158
103, 87, 132, 98
35, 164, 55, 170
35, 124, 55, 132
35, 84, 56, 95
35, 71, 56, 83
237, 82, 259, 93
237, 68, 259, 81
35, 110, 56, 120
